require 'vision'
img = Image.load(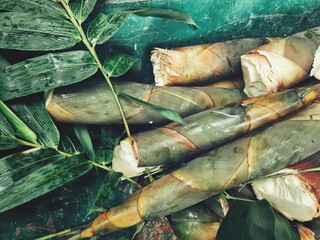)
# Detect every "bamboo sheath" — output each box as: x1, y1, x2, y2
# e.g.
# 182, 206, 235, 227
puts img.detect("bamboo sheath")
112, 85, 320, 177
241, 27, 320, 97
151, 38, 267, 86
72, 98, 320, 239
46, 79, 245, 125
170, 202, 220, 240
